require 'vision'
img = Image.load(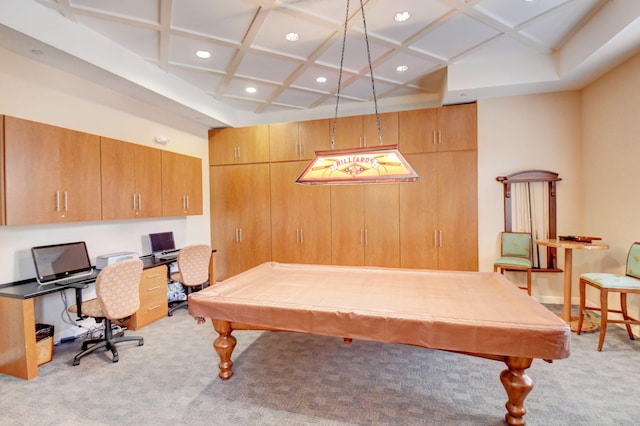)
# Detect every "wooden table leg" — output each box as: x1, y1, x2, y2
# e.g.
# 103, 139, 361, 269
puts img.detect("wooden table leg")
563, 248, 573, 322
212, 319, 236, 380
500, 356, 533, 426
